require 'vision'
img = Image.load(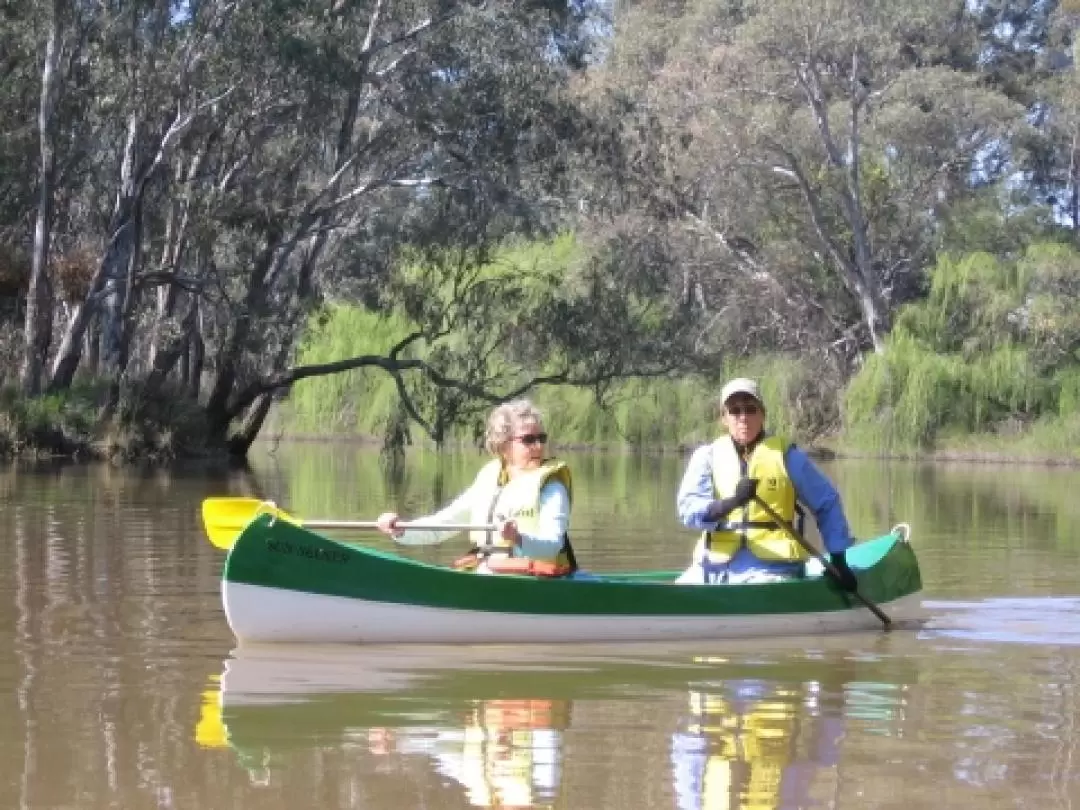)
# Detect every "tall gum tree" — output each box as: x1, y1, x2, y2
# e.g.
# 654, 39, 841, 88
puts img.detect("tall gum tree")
599, 0, 1021, 356
1, 0, 706, 458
